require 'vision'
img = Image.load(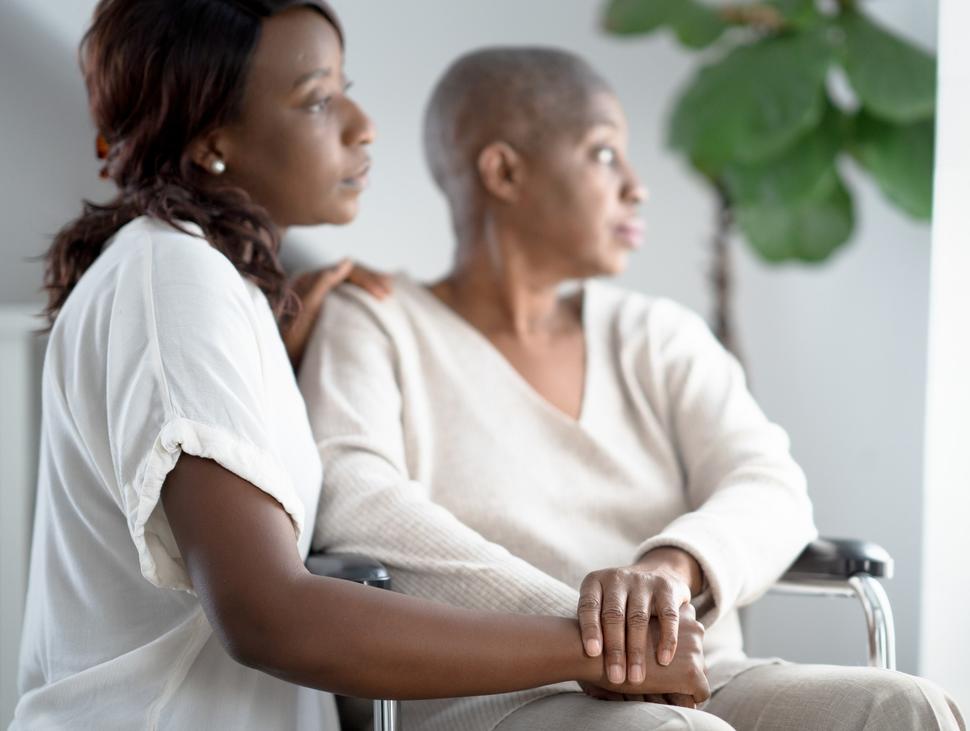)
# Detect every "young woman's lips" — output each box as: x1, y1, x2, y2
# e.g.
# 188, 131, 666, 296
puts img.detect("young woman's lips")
340, 161, 371, 190
615, 219, 645, 249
